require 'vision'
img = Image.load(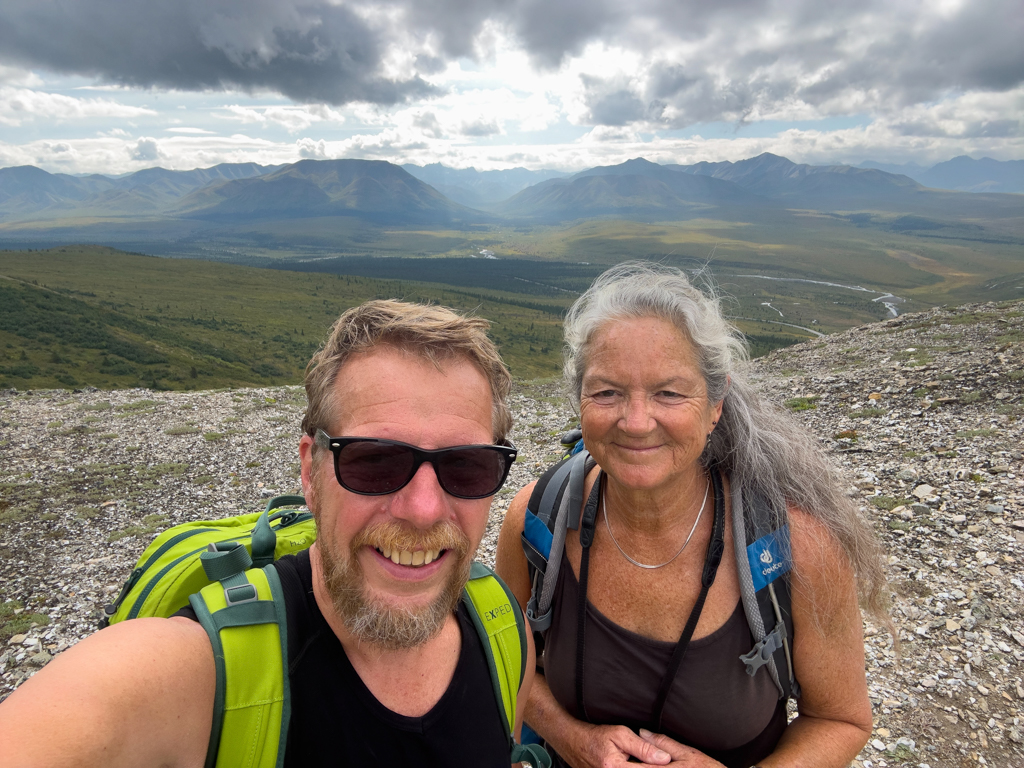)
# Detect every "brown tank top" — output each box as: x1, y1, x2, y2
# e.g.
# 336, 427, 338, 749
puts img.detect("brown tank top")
542, 549, 787, 768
